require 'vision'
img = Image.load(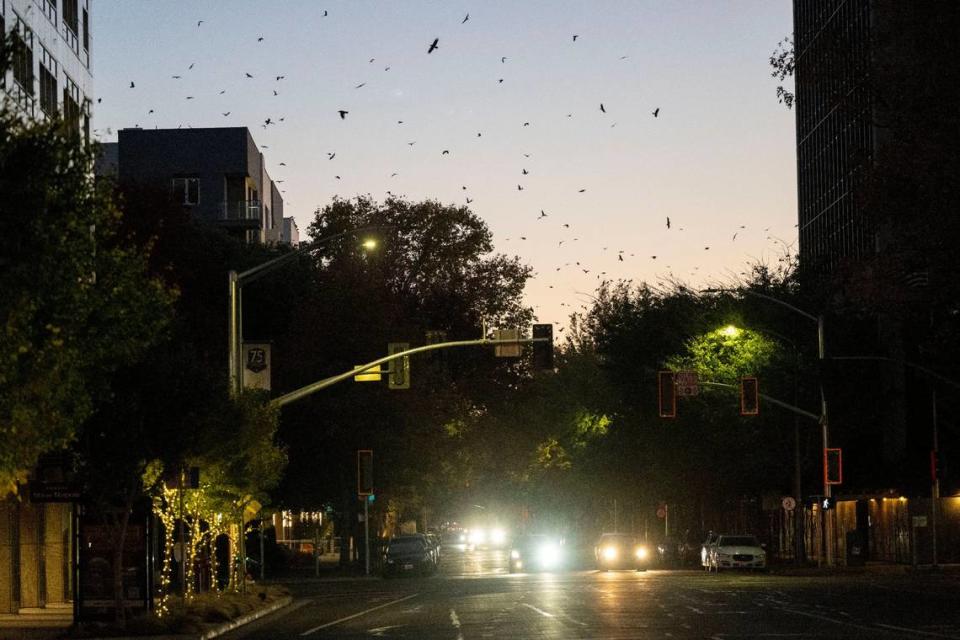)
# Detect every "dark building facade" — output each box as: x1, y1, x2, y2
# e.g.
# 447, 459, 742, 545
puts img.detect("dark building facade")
792, 0, 960, 563
793, 0, 875, 275
101, 127, 287, 244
